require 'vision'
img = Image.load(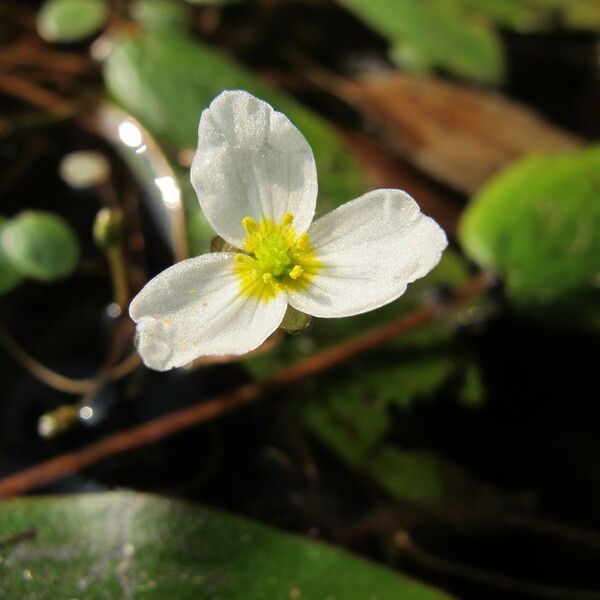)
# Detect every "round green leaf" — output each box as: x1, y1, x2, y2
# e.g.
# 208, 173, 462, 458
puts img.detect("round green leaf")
0, 492, 454, 600
0, 211, 80, 282
37, 0, 108, 43
459, 145, 600, 327
0, 217, 24, 295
